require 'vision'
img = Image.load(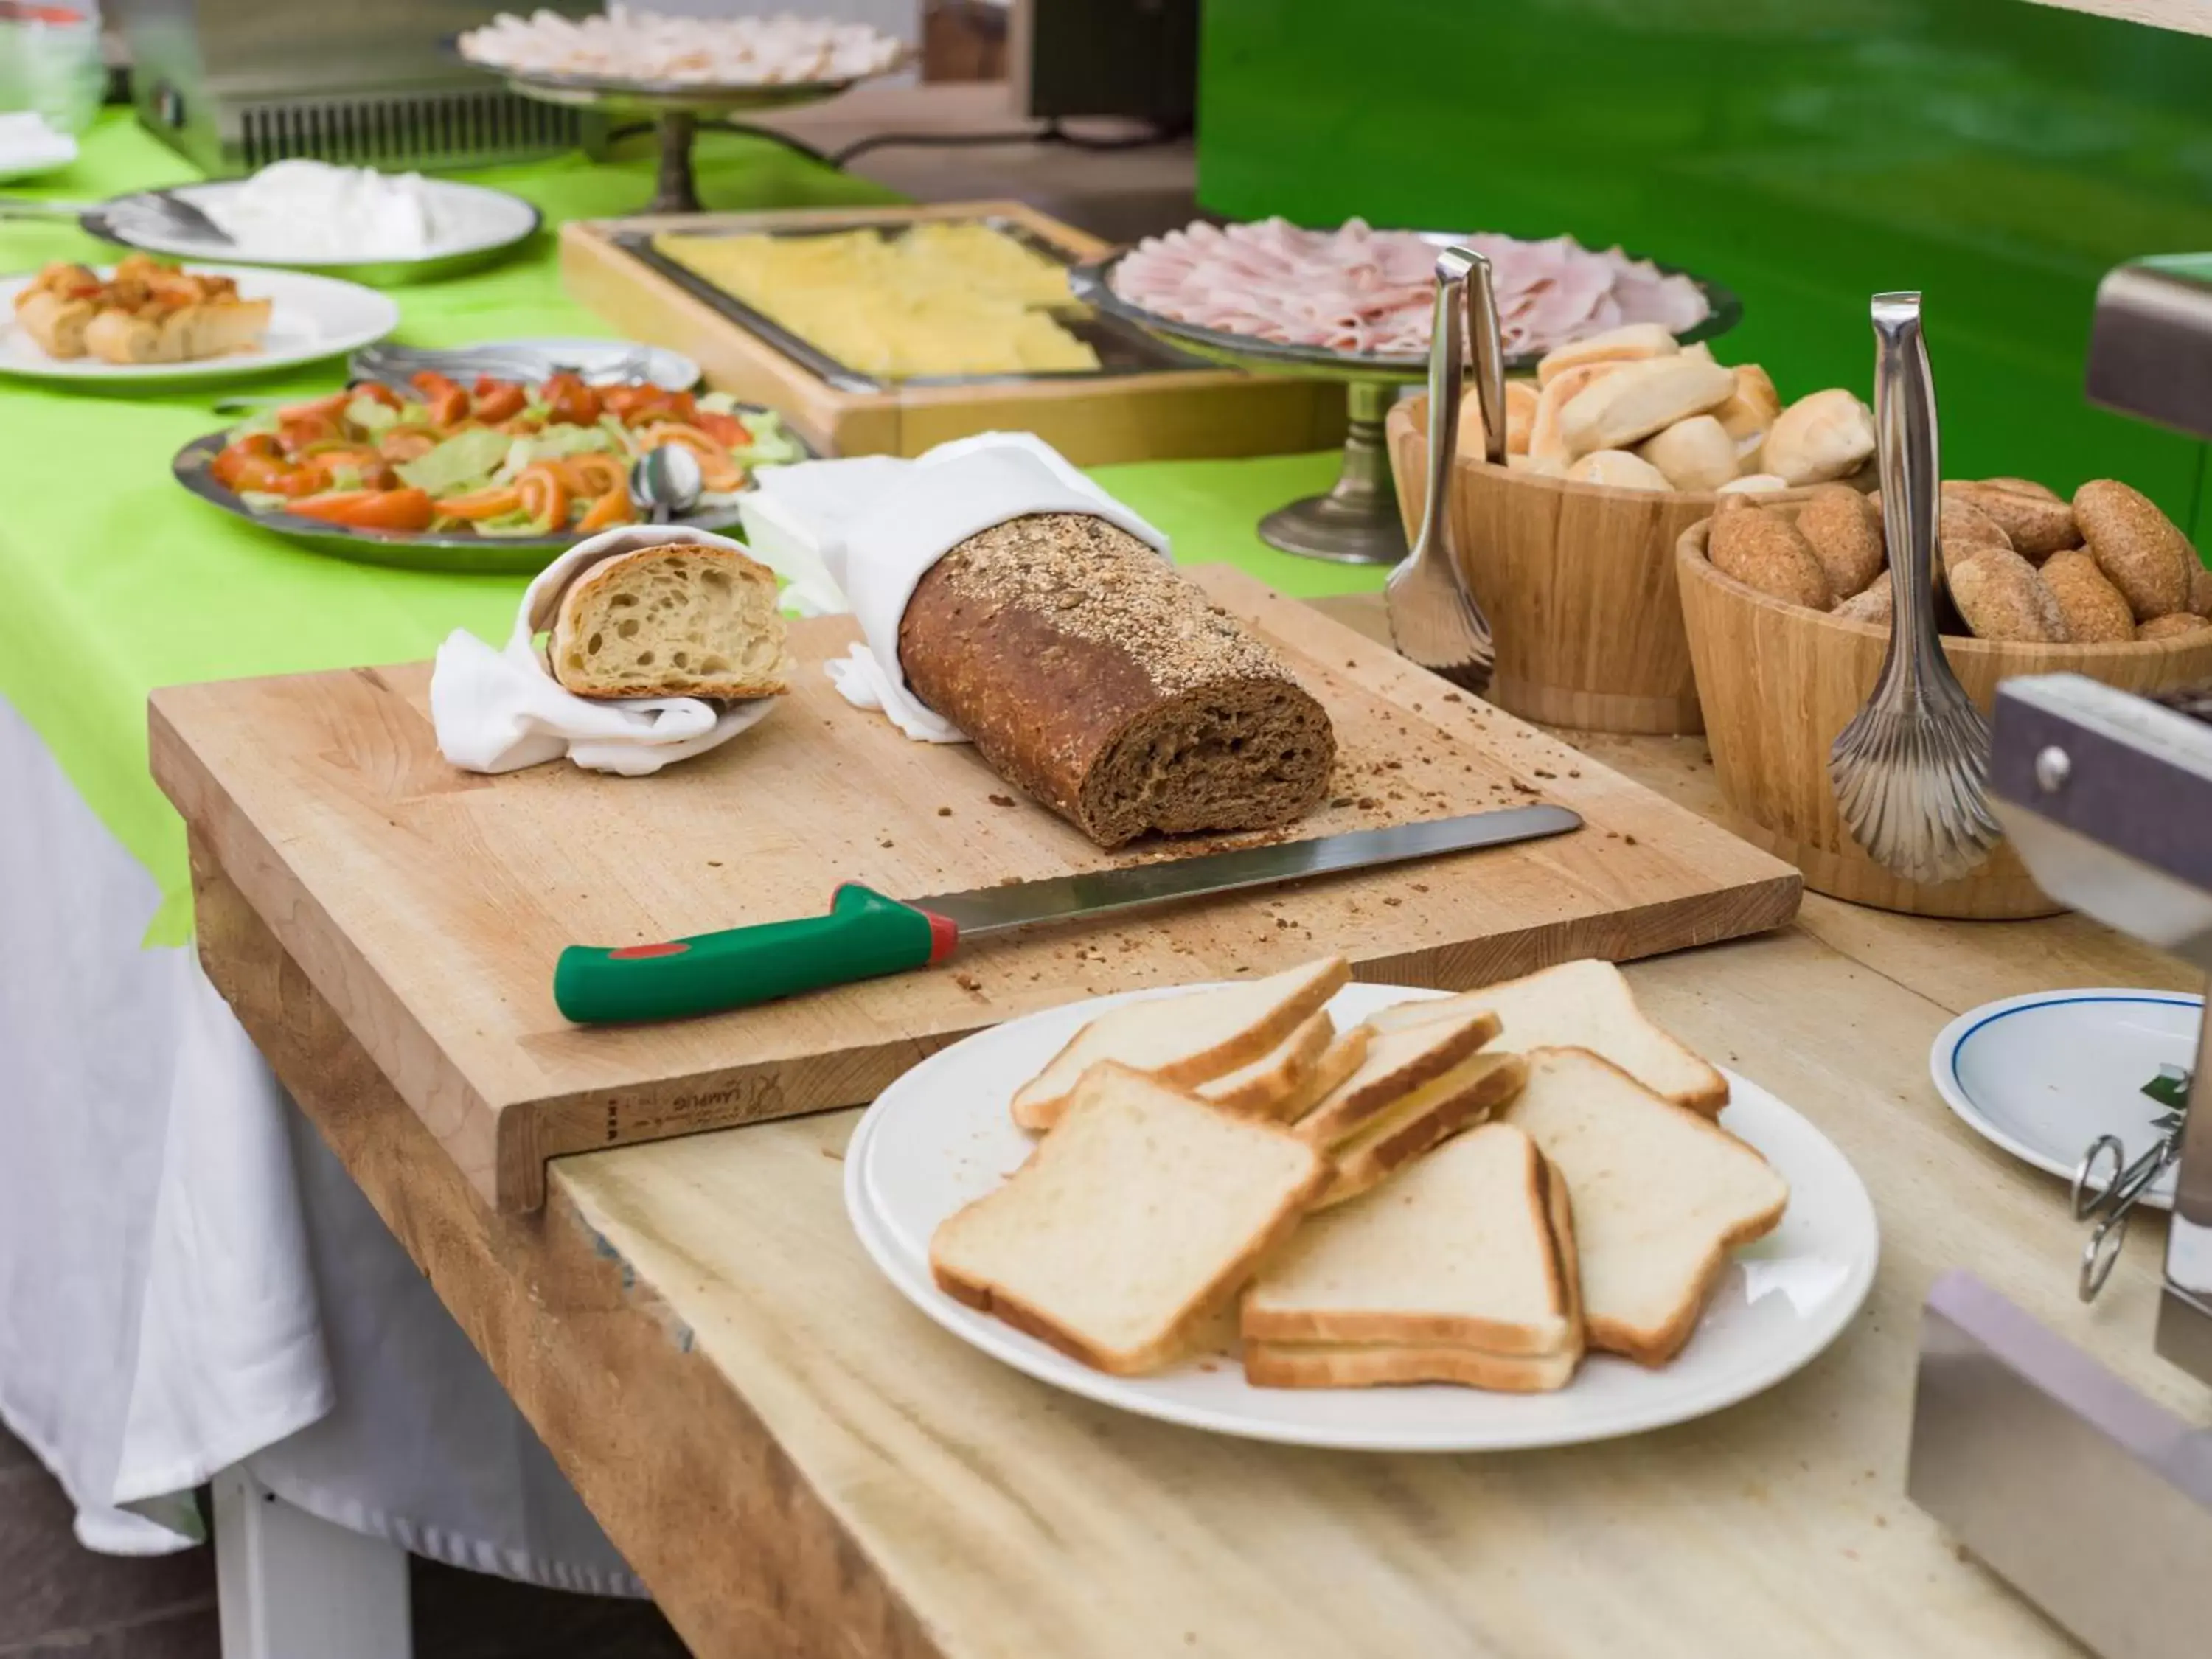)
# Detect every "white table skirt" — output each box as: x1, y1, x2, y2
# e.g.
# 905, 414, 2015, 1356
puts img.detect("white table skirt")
0, 695, 644, 1593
